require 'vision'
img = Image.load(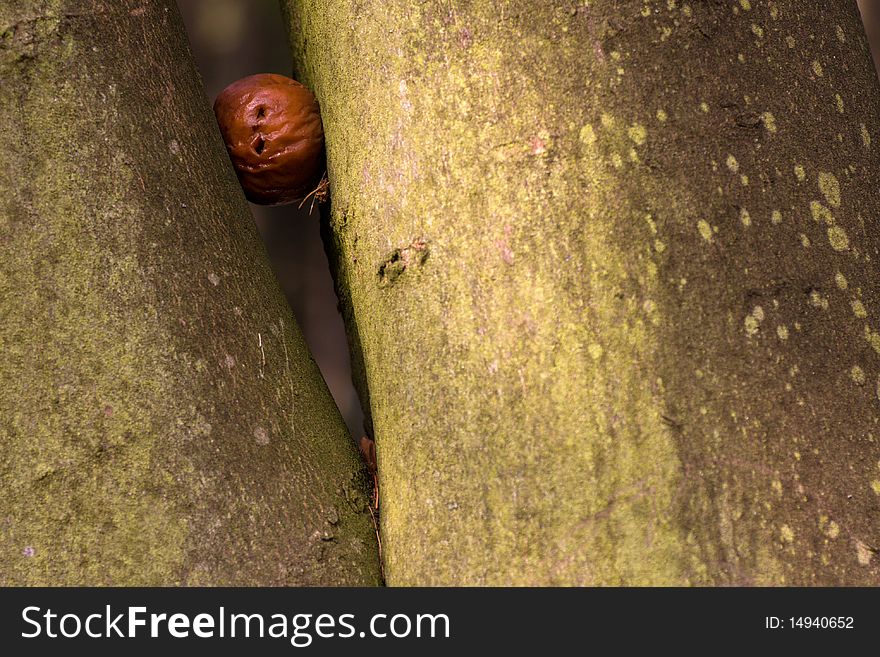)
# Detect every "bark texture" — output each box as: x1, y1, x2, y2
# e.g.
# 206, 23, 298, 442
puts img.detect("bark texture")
283, 0, 880, 585
0, 0, 380, 585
